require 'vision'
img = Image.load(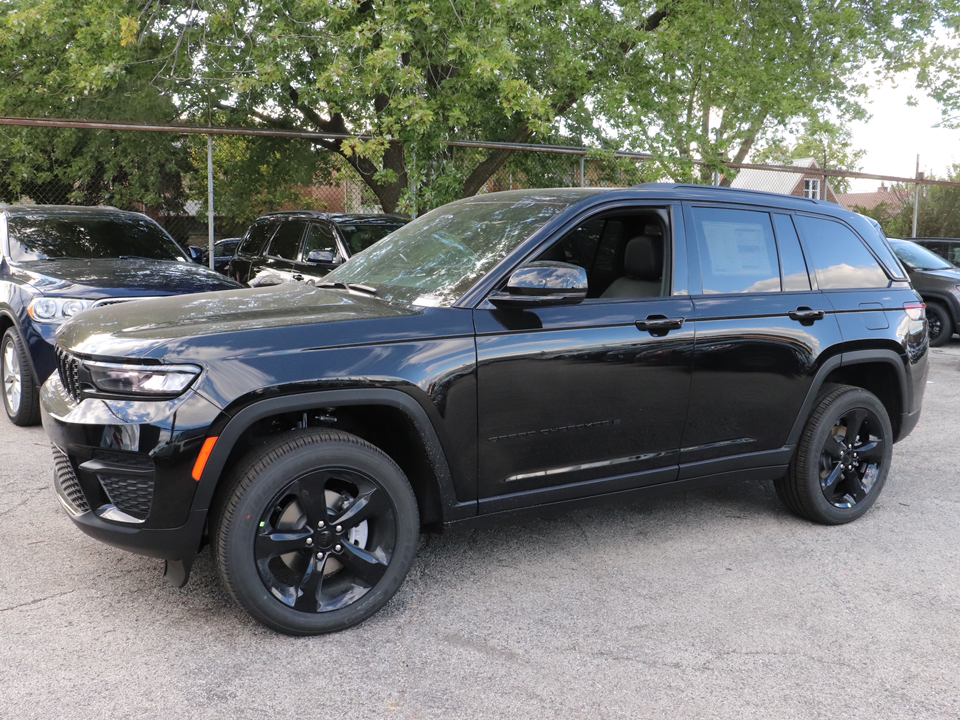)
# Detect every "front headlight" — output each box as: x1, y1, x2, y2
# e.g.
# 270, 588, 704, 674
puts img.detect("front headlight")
28, 297, 95, 323
84, 361, 201, 396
